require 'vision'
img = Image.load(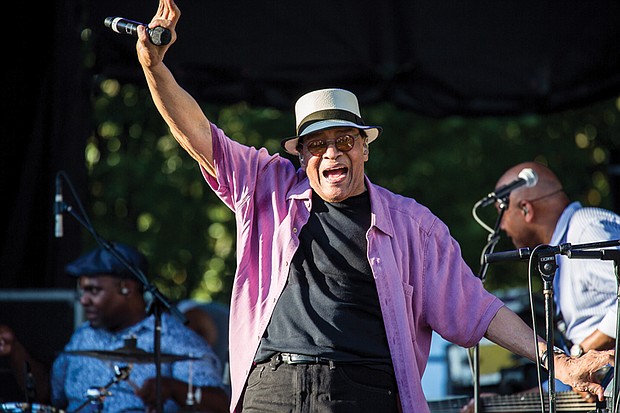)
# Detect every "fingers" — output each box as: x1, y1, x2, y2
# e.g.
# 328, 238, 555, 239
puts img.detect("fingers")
151, 0, 180, 29
579, 390, 597, 403
574, 383, 605, 402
